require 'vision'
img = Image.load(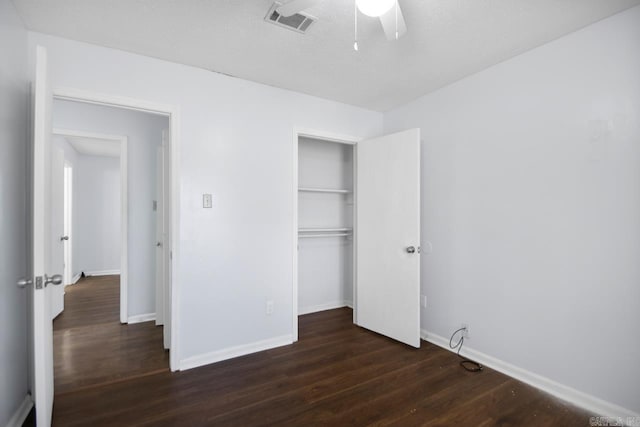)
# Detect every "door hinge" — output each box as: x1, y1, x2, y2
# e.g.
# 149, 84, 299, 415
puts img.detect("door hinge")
35, 276, 43, 290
